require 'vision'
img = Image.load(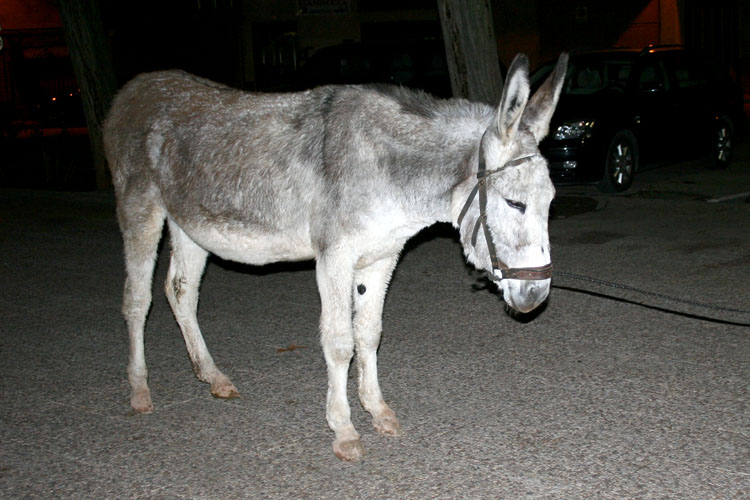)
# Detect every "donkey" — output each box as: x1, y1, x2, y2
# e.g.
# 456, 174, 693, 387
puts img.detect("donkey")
103, 53, 567, 461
